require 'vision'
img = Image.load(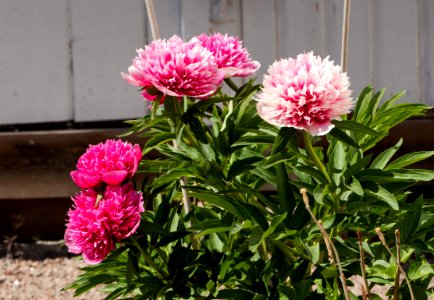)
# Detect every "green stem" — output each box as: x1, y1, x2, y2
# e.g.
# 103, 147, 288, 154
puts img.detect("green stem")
224, 78, 238, 92
303, 132, 332, 184
133, 239, 168, 279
